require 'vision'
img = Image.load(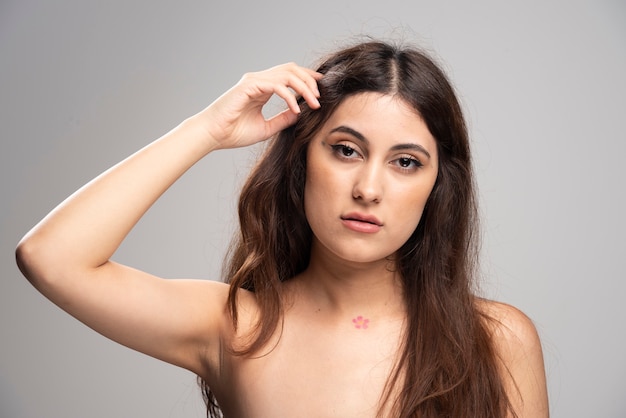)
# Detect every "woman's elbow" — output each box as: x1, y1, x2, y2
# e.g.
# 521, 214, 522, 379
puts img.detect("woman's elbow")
15, 233, 60, 290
